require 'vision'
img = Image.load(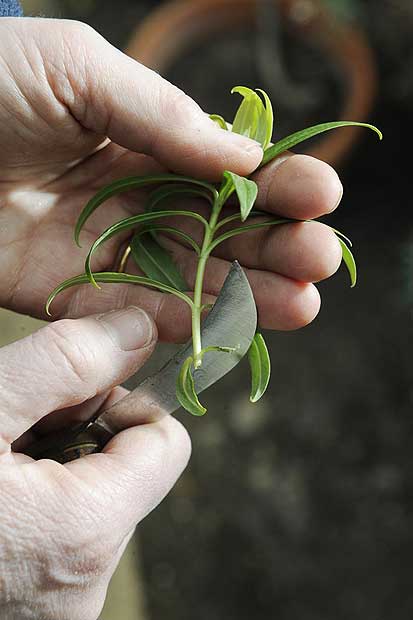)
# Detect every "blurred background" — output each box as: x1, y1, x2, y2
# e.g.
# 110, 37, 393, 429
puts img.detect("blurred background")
3, 0, 411, 618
